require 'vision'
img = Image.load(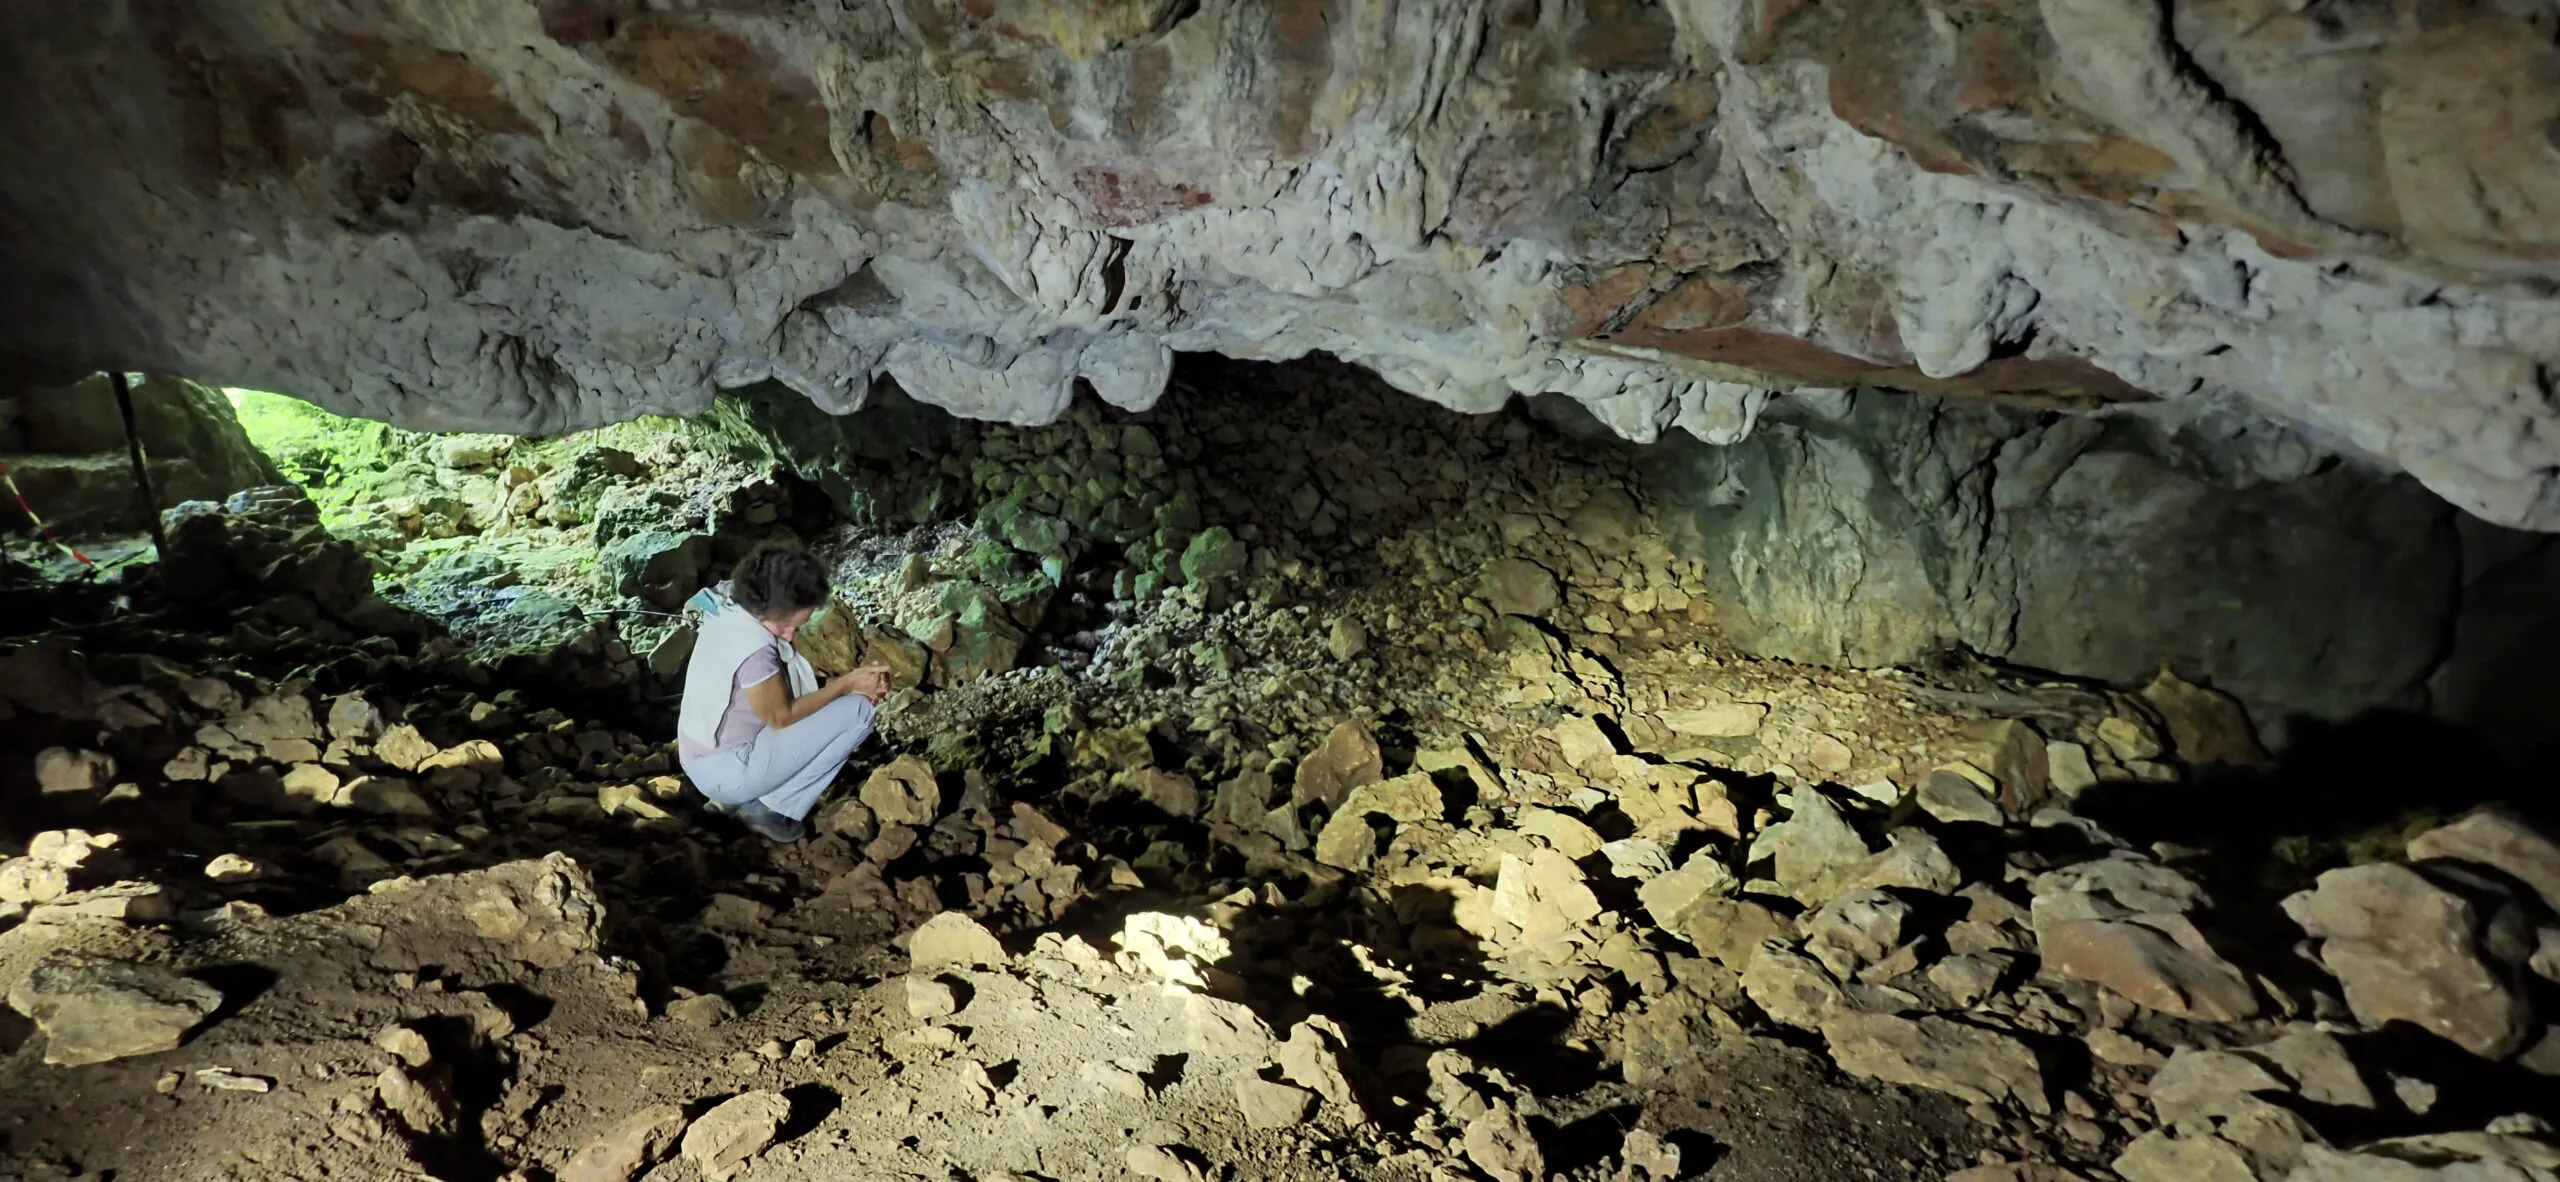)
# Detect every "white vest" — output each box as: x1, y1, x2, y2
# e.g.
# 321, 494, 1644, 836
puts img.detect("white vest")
677, 589, 819, 751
